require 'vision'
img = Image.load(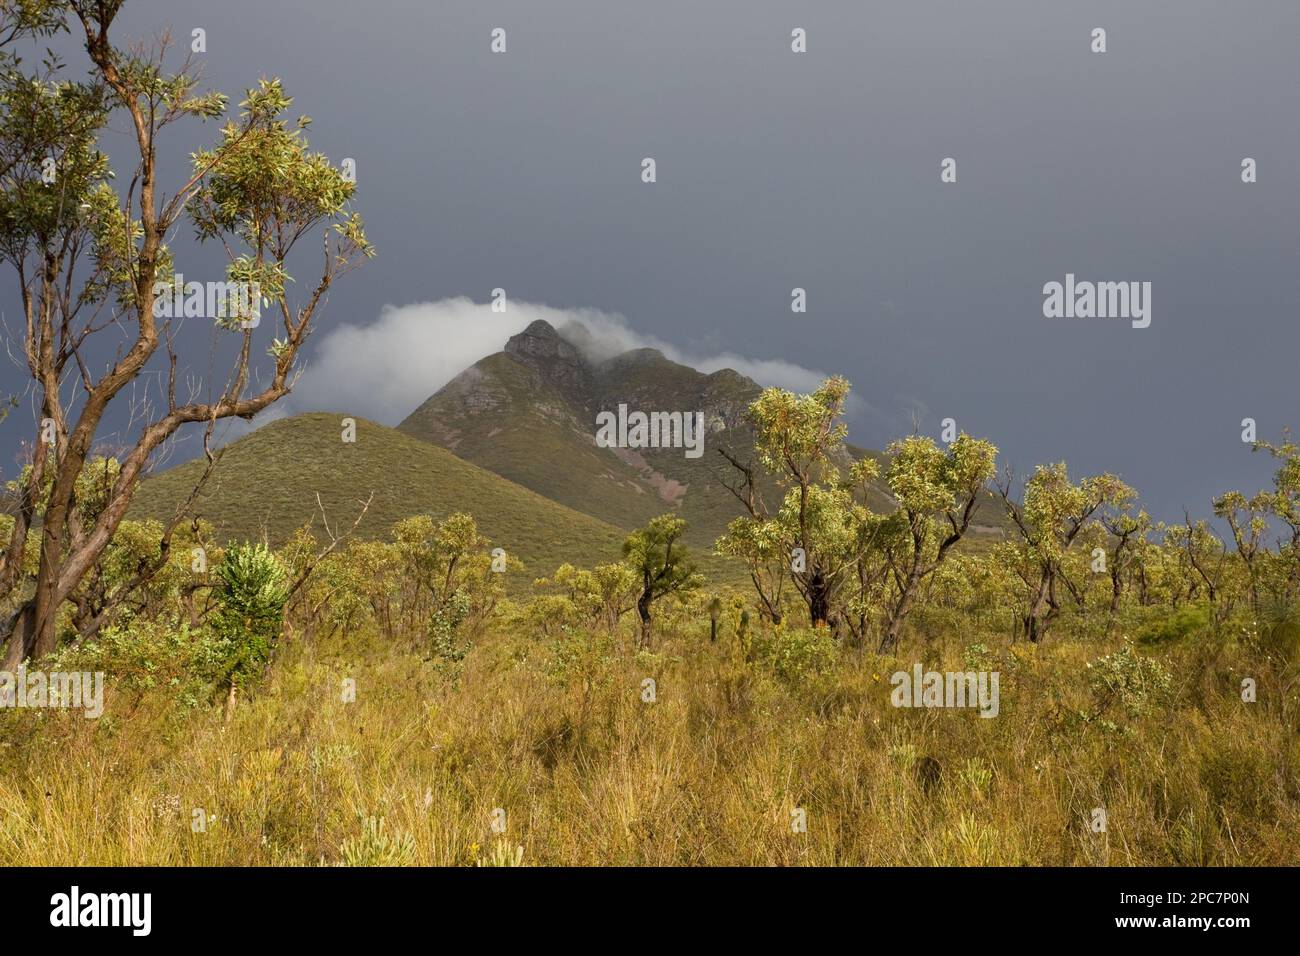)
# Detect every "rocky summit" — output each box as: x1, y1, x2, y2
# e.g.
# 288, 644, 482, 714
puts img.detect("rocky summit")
397, 318, 783, 547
